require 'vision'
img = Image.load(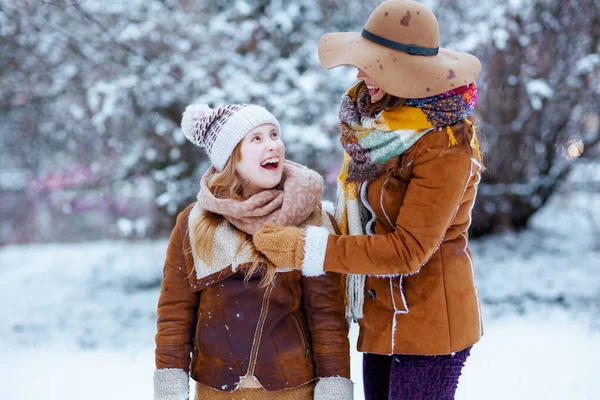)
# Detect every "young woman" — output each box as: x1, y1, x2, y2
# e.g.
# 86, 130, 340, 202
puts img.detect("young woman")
253, 1, 483, 399
154, 103, 353, 400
